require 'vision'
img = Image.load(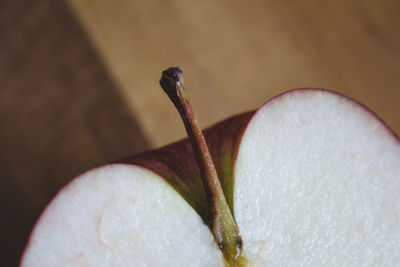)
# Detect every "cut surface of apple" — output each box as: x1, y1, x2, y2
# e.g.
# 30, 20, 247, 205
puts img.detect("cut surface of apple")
21, 89, 400, 266
234, 90, 400, 265
21, 165, 224, 266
